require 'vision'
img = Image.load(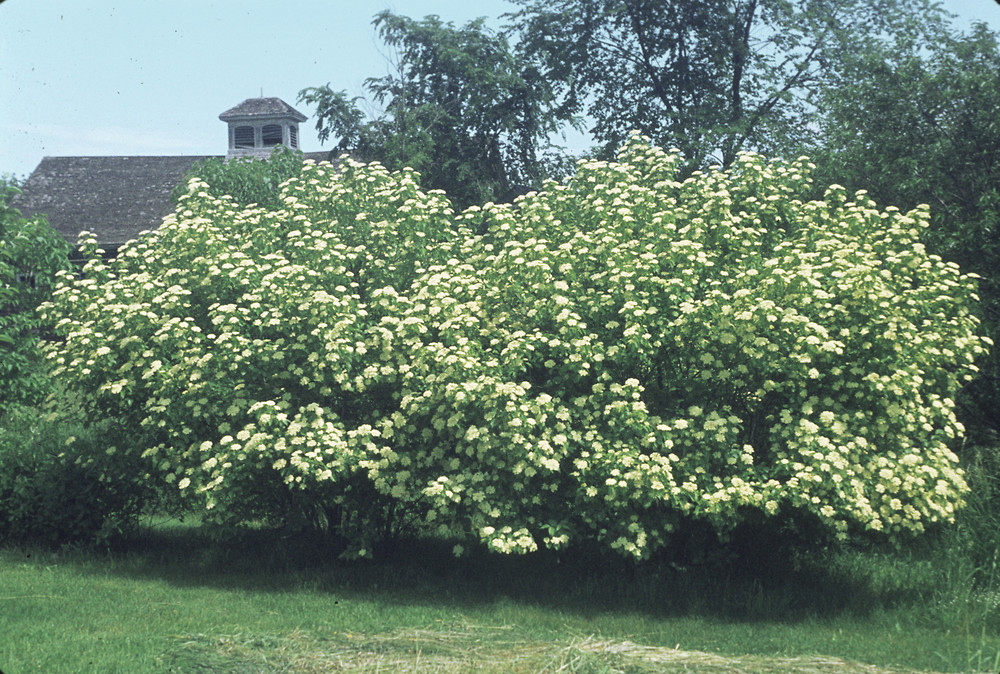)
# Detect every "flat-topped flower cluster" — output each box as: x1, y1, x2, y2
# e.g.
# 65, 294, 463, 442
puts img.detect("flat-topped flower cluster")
42, 136, 990, 558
